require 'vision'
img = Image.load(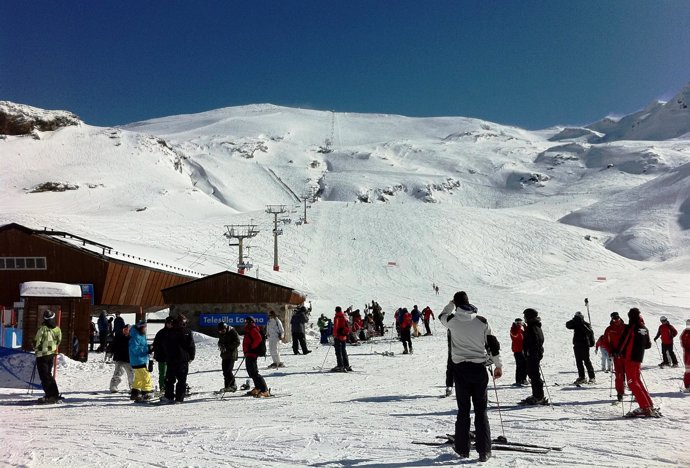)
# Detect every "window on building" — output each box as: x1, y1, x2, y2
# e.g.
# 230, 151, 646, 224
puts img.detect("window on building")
0, 257, 47, 270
